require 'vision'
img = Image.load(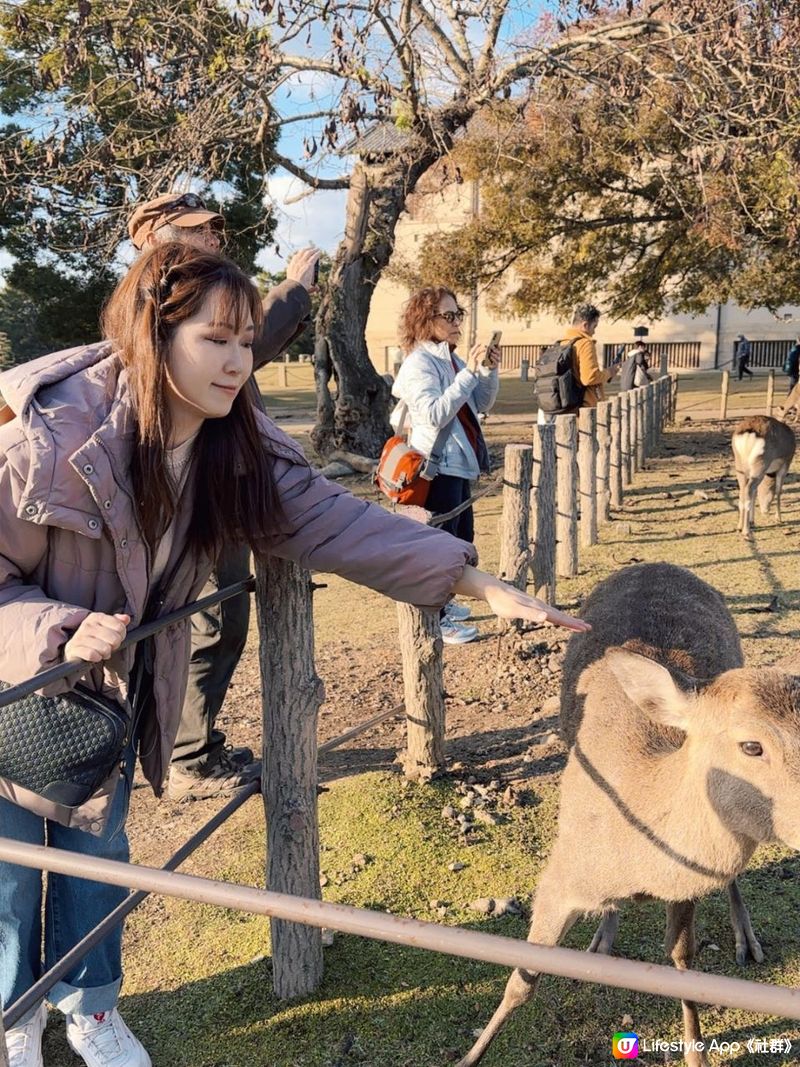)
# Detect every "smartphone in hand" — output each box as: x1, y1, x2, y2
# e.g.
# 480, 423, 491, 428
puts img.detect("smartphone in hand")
483, 330, 502, 367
